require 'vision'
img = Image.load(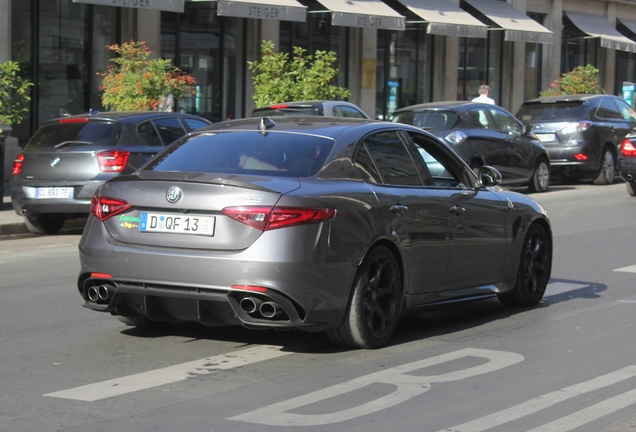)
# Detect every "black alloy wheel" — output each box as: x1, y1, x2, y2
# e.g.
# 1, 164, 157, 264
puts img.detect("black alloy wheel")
498, 224, 552, 307
328, 246, 402, 349
593, 148, 616, 185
